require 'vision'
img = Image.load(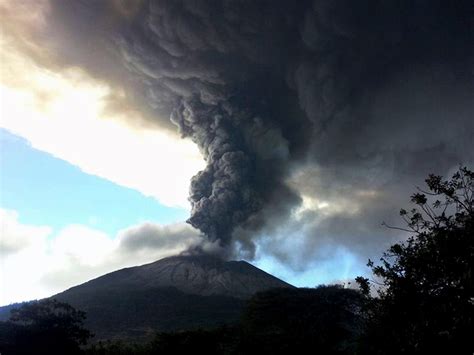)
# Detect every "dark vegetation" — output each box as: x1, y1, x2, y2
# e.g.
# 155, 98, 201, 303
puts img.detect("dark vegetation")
0, 167, 472, 354
55, 286, 246, 341
0, 299, 91, 355
356, 166, 473, 354
238, 286, 363, 354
